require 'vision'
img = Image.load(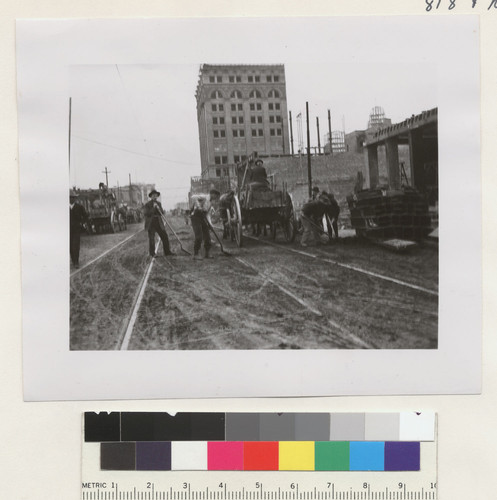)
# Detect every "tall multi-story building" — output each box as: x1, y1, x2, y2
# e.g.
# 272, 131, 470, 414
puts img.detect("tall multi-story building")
195, 64, 290, 179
